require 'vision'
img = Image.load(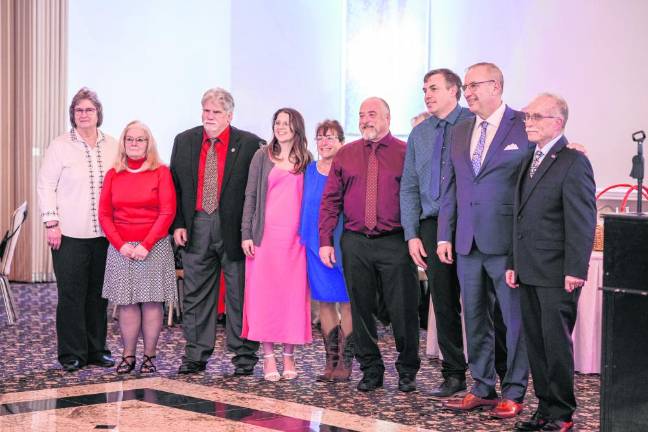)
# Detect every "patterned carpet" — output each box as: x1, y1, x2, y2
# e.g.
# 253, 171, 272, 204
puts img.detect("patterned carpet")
0, 283, 601, 431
